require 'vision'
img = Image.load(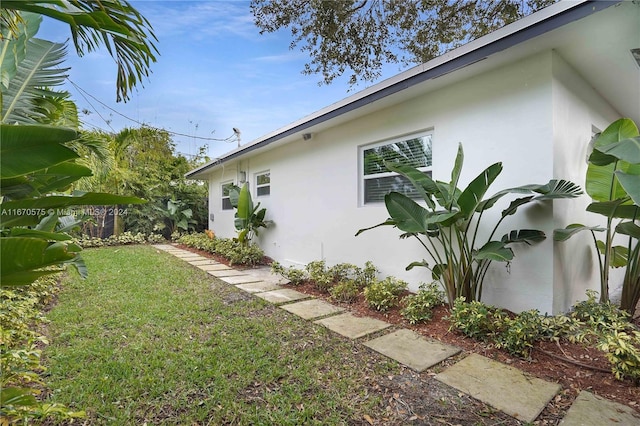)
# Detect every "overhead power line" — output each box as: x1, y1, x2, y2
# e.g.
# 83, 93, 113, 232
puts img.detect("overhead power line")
67, 78, 238, 143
